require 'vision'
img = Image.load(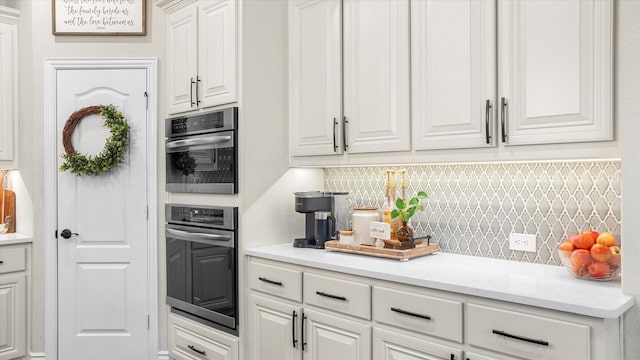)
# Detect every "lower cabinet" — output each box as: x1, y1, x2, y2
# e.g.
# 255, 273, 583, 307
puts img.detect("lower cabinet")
0, 243, 29, 360
168, 313, 238, 360
247, 257, 622, 360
